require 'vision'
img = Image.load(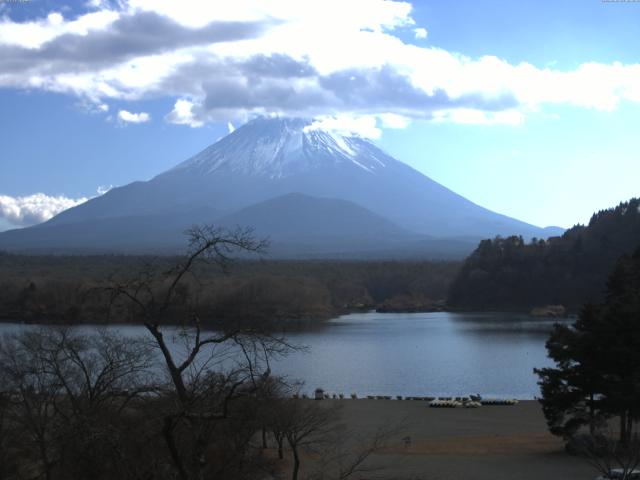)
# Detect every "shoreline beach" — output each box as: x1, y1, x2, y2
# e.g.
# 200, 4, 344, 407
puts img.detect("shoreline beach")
284, 399, 595, 480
